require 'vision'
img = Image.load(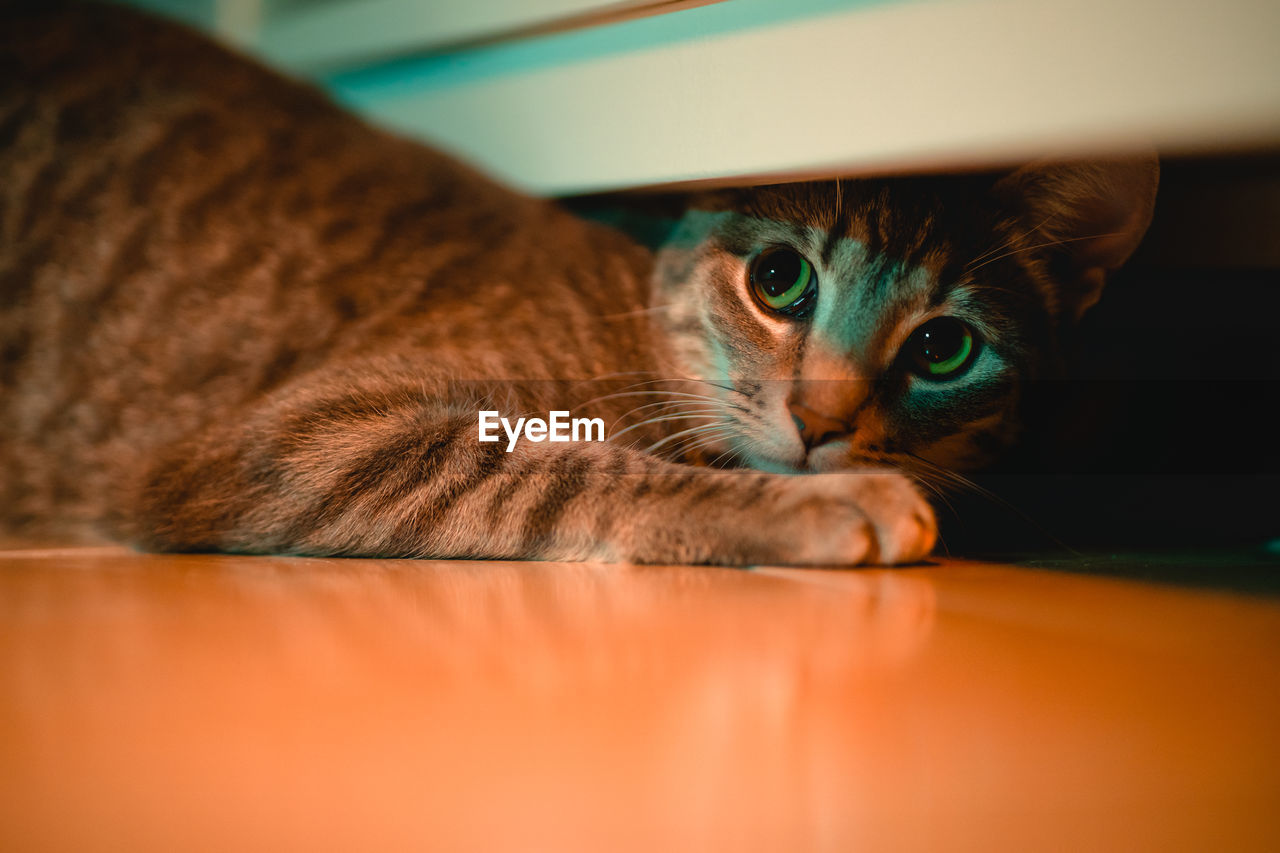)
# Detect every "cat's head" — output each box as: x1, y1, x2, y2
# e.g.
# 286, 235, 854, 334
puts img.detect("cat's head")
652, 157, 1158, 474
